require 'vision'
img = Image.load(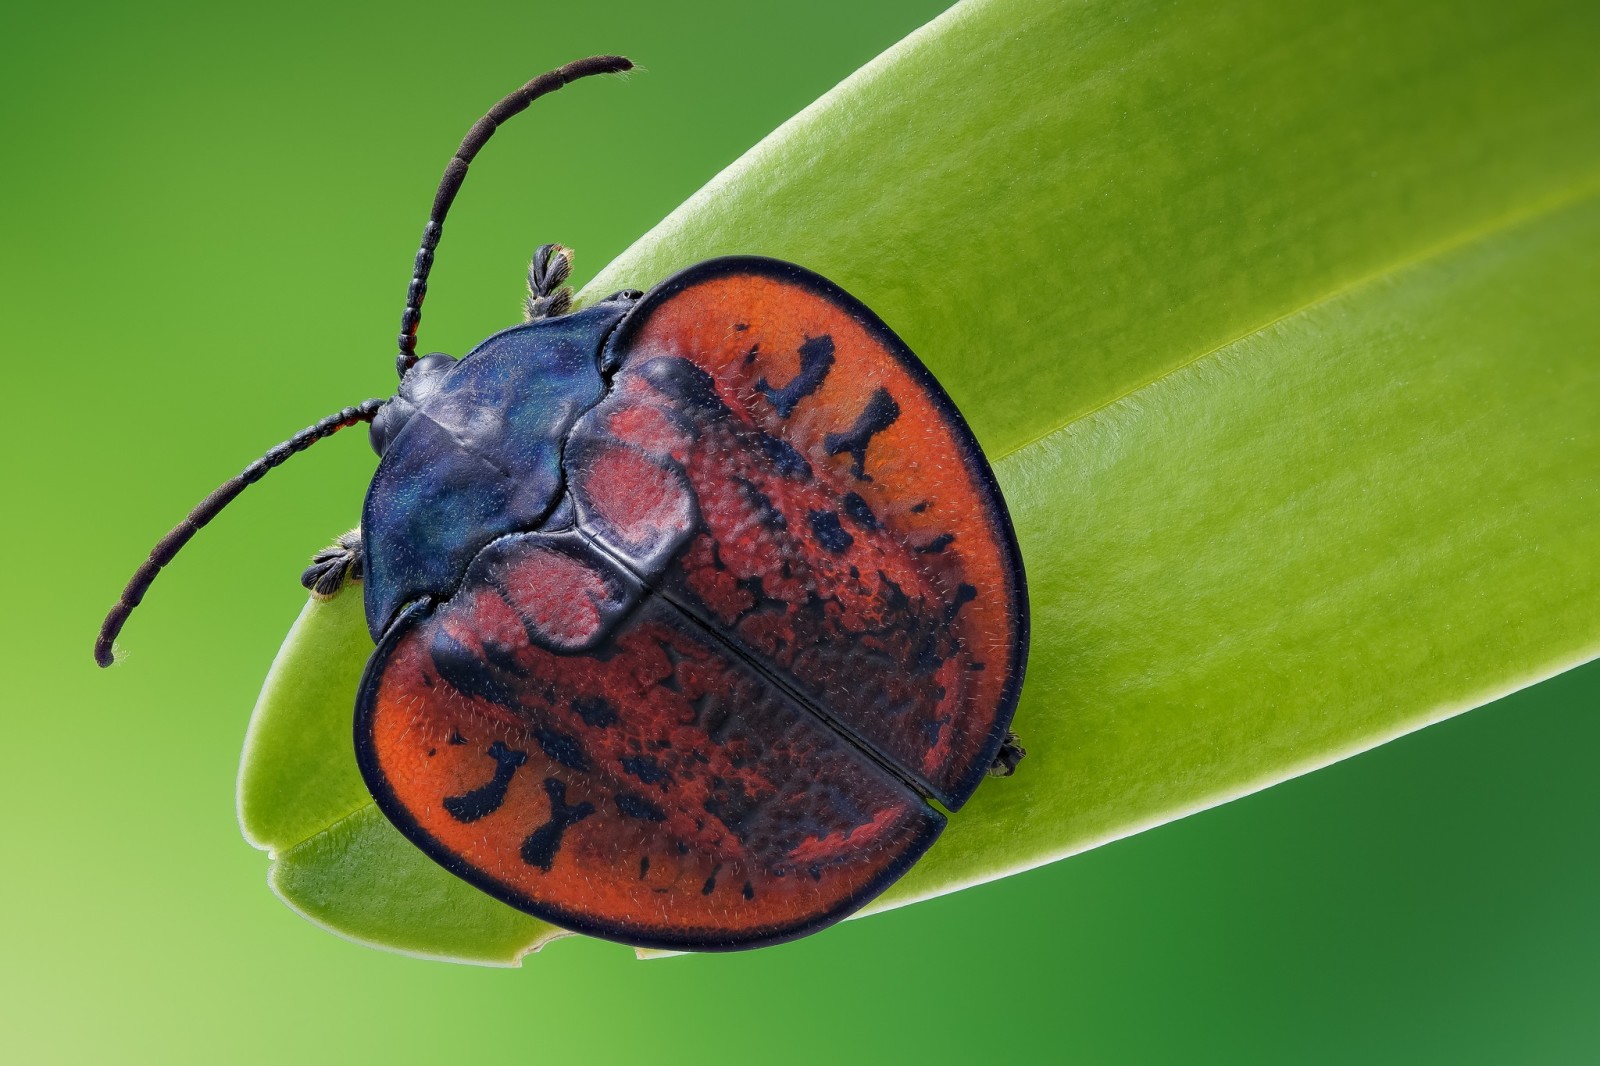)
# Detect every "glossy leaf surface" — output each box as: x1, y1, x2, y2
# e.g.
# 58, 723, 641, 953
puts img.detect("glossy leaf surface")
239, 0, 1600, 963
